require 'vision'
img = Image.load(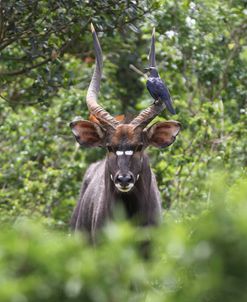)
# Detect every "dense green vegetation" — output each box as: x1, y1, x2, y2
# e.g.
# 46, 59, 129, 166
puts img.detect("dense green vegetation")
0, 174, 247, 301
0, 0, 246, 301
